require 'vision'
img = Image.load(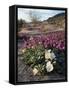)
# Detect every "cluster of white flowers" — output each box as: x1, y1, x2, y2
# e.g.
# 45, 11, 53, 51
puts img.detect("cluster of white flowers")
45, 49, 56, 72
